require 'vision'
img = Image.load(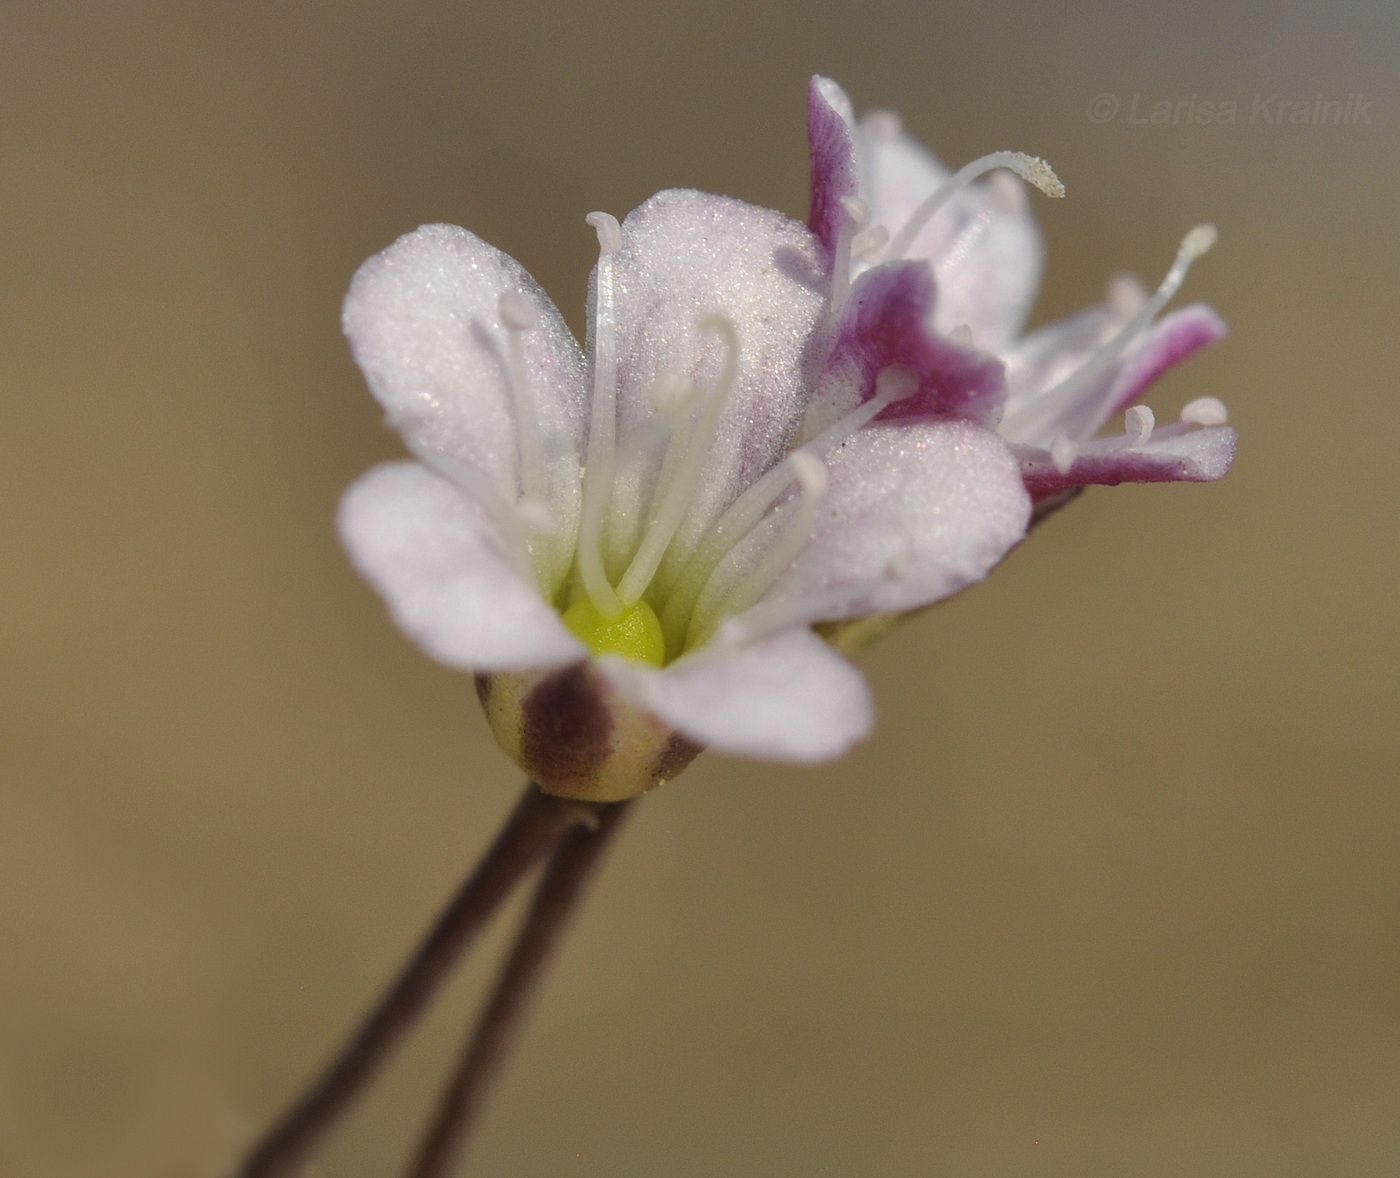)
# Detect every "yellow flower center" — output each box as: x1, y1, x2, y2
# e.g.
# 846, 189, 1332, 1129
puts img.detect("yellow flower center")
562, 598, 666, 666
